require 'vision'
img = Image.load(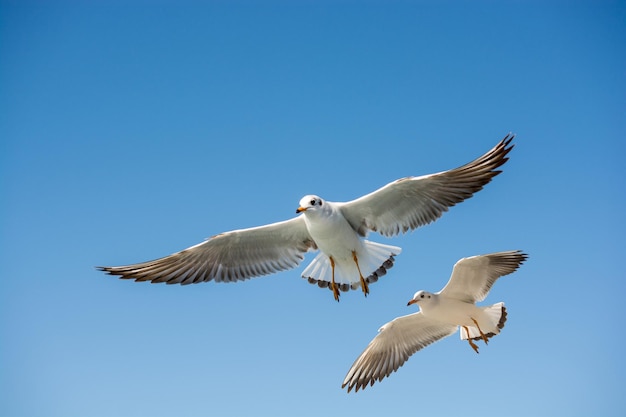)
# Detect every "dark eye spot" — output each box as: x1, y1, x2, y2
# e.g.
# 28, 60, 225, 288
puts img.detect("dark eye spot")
310, 199, 316, 206
420, 294, 424, 298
